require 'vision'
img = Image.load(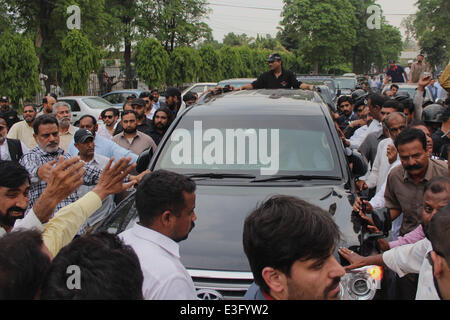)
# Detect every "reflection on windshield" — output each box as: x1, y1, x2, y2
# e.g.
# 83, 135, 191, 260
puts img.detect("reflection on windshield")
155, 115, 339, 178
334, 78, 356, 89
